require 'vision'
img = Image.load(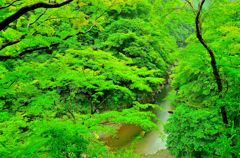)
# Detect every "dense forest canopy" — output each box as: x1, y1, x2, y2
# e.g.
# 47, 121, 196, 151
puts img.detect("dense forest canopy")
0, 0, 239, 157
